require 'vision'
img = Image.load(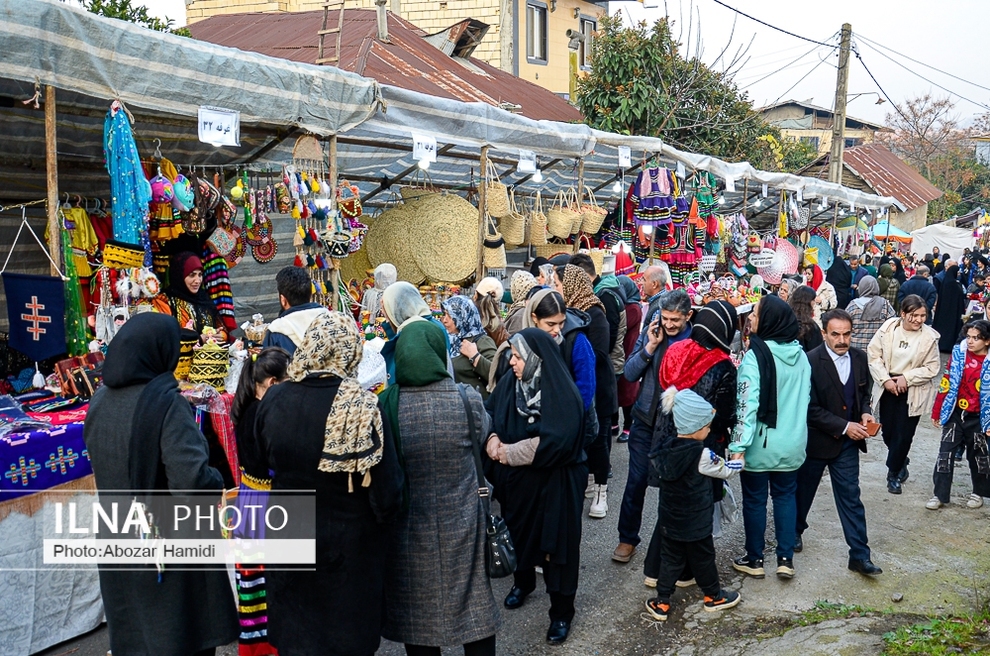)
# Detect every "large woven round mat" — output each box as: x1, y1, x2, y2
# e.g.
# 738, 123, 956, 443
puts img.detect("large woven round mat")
364, 205, 427, 284
409, 192, 481, 283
